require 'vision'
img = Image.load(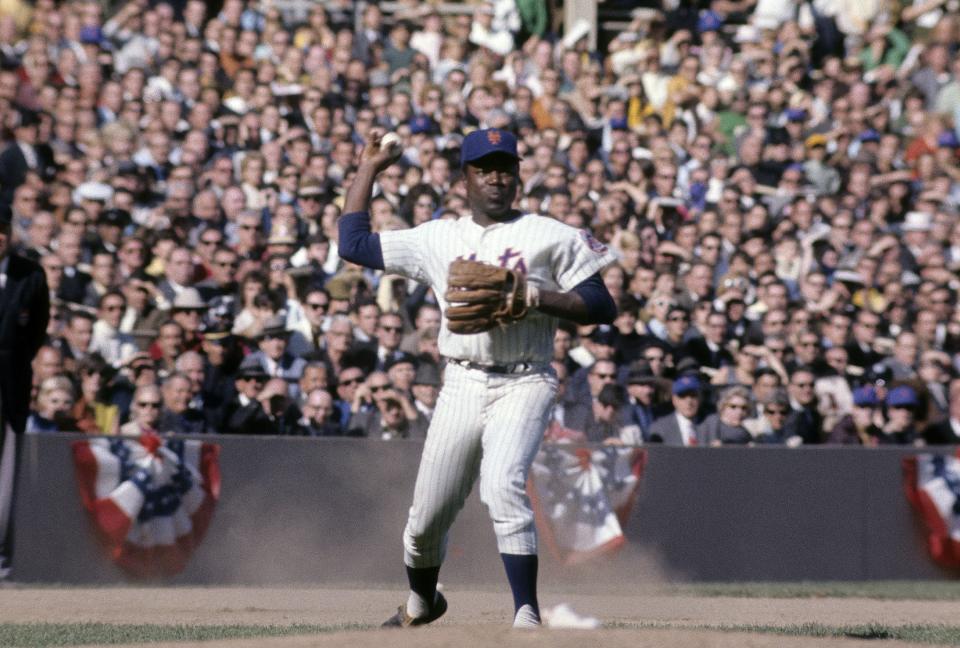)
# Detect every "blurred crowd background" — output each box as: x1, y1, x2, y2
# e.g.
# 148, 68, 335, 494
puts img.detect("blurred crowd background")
3, 0, 960, 447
